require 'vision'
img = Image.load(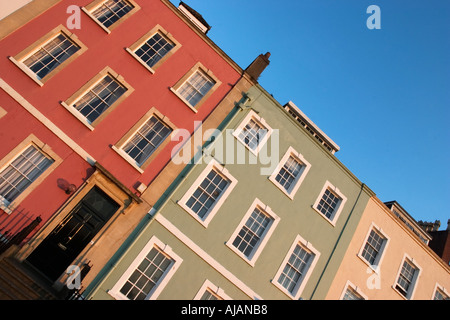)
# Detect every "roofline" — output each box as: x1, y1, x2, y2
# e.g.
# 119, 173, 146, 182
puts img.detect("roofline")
252, 83, 376, 198
374, 197, 450, 272
384, 200, 432, 241
161, 0, 244, 75
178, 1, 212, 32
284, 101, 340, 152
0, 0, 246, 77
